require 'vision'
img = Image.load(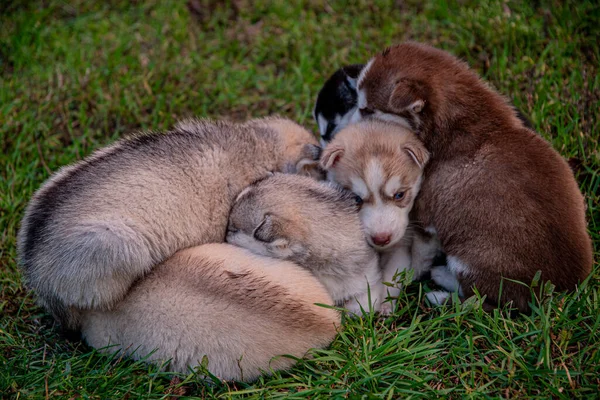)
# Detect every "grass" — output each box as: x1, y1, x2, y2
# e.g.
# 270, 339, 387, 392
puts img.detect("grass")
1, 0, 599, 398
